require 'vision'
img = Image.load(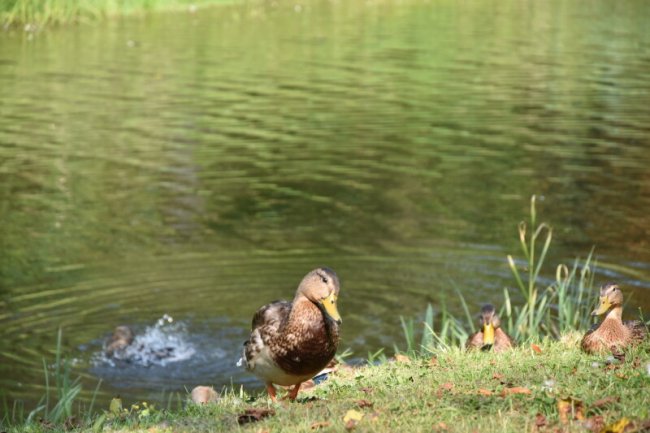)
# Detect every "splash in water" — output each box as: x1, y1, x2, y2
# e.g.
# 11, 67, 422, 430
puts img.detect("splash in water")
95, 315, 196, 367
